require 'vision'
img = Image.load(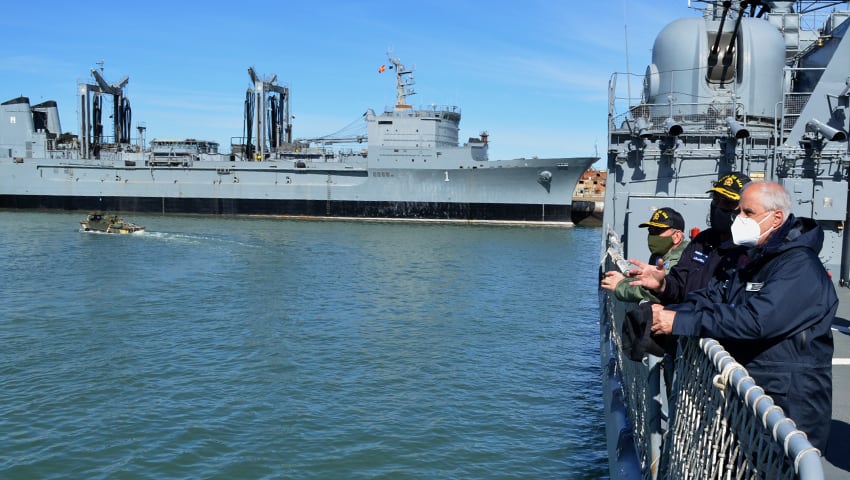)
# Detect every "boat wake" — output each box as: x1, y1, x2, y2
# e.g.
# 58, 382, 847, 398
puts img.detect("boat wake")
79, 228, 145, 236
136, 230, 254, 248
